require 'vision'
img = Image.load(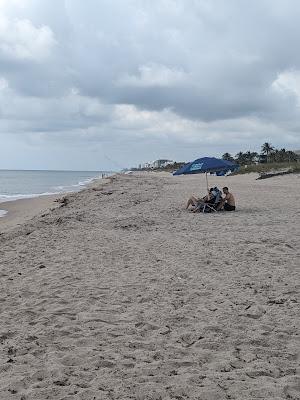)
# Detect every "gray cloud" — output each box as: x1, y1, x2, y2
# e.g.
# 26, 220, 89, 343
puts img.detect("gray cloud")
0, 0, 300, 170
